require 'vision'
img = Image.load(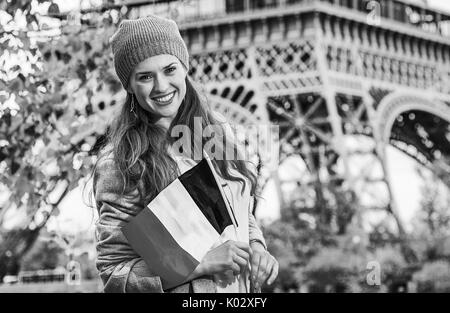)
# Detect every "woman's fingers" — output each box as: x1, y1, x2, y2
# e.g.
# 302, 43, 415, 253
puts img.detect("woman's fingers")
214, 240, 279, 288
234, 246, 250, 263
232, 254, 249, 273
266, 258, 279, 285
255, 255, 269, 288
233, 241, 251, 254
250, 252, 261, 285
252, 253, 279, 287
229, 261, 241, 275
